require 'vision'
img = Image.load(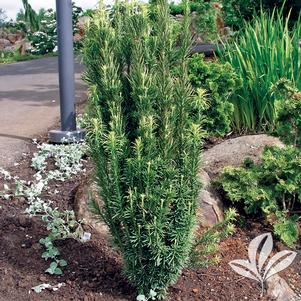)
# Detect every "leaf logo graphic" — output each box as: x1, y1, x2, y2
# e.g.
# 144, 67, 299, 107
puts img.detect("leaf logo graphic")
229, 233, 297, 297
